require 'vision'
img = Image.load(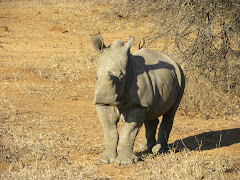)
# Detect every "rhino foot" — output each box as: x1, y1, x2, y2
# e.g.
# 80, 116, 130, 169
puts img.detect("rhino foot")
99, 151, 117, 164
152, 144, 169, 154
137, 138, 147, 150
115, 152, 139, 165
137, 138, 156, 152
